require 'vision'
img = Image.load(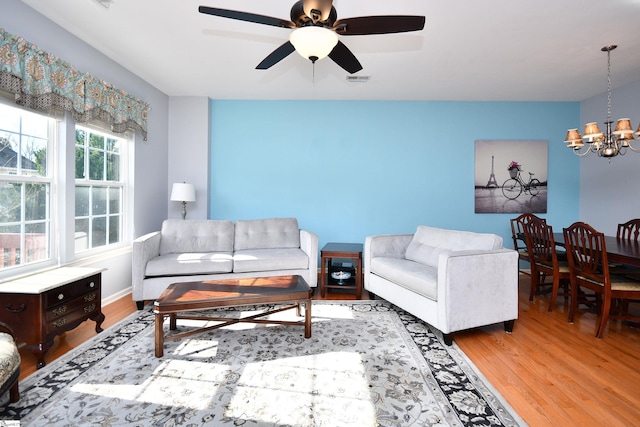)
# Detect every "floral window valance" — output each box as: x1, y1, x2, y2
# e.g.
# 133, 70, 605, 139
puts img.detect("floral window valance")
0, 28, 149, 140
